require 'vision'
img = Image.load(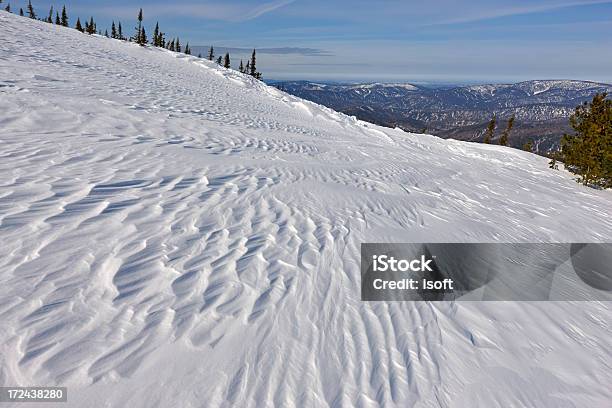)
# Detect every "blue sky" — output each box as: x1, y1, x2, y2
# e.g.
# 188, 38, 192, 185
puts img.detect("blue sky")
9, 0, 612, 83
